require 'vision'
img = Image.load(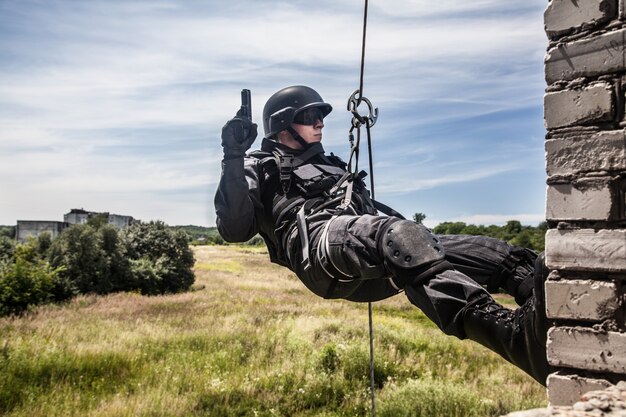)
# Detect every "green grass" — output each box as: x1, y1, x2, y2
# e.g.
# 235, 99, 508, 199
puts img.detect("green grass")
195, 260, 244, 274
0, 246, 546, 416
